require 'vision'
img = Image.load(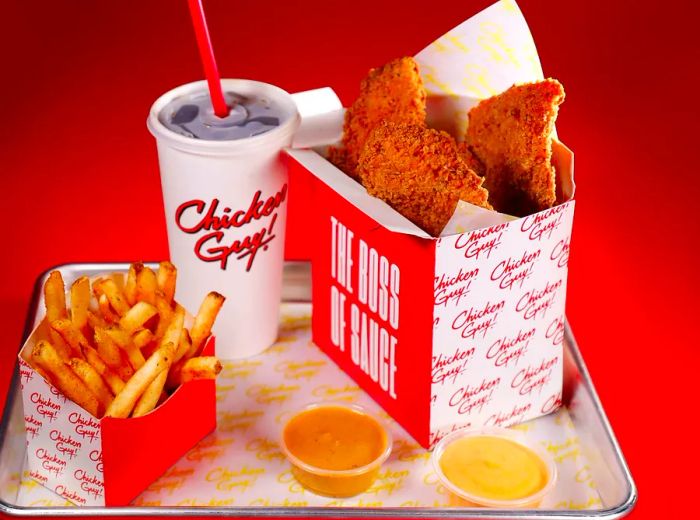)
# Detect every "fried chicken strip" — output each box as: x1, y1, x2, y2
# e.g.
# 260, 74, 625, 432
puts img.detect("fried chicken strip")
465, 78, 565, 216
358, 121, 491, 237
329, 57, 427, 179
